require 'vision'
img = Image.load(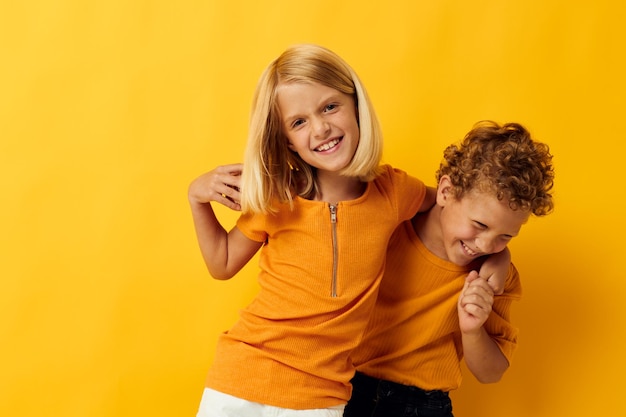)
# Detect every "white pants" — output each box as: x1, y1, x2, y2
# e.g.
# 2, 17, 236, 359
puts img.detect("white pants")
196, 388, 345, 417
